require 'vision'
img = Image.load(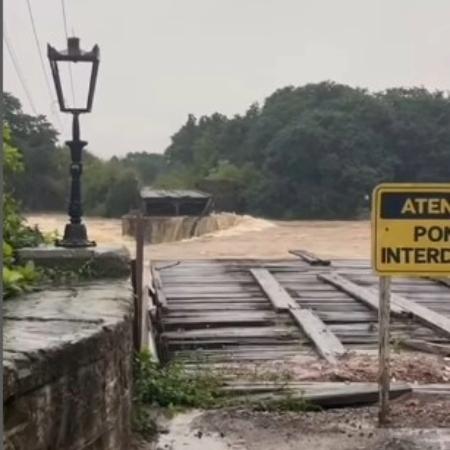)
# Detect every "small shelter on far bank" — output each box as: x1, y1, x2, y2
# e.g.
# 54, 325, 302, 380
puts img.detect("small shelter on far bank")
139, 188, 213, 217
